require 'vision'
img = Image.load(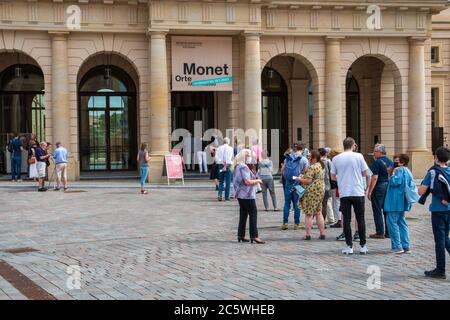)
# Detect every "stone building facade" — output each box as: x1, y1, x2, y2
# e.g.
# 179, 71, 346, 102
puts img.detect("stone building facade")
0, 0, 448, 181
